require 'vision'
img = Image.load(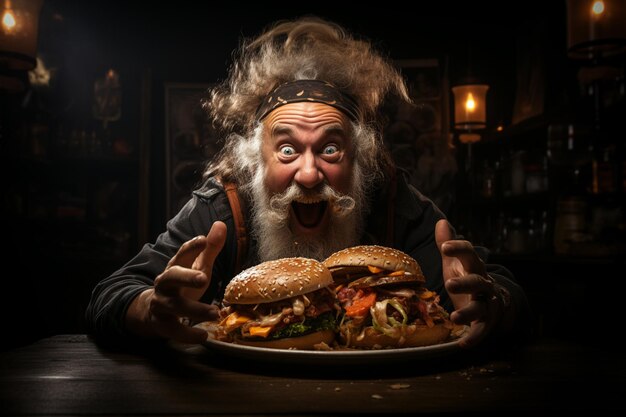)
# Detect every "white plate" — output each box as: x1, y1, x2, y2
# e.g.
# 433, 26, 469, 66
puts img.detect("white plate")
196, 322, 466, 366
